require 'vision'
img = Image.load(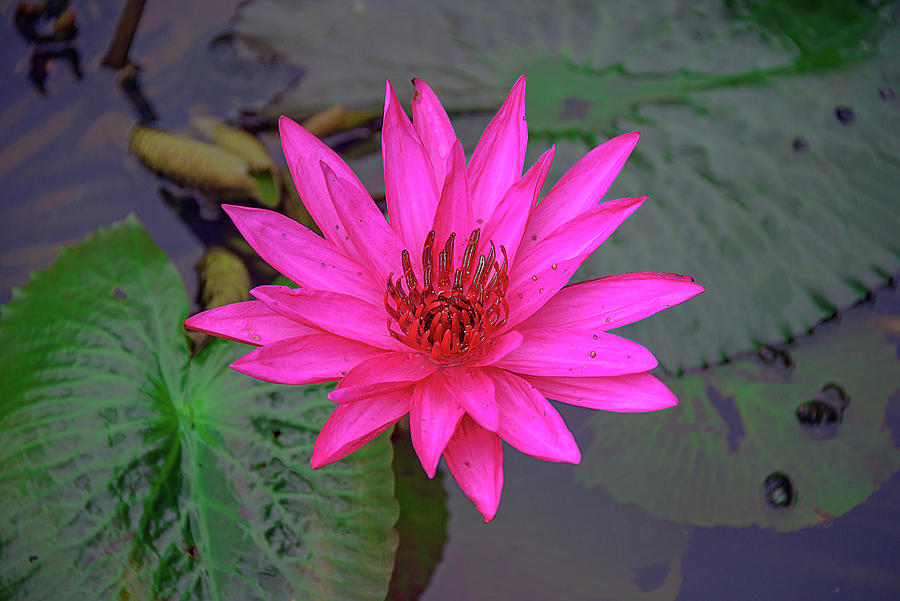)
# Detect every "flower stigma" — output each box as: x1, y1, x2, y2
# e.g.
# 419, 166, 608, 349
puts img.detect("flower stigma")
384, 229, 509, 364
